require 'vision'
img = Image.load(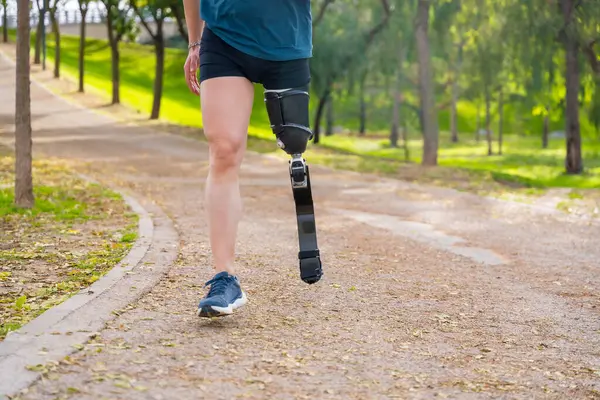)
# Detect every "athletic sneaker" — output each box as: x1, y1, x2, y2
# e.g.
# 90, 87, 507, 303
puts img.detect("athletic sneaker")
197, 271, 247, 317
